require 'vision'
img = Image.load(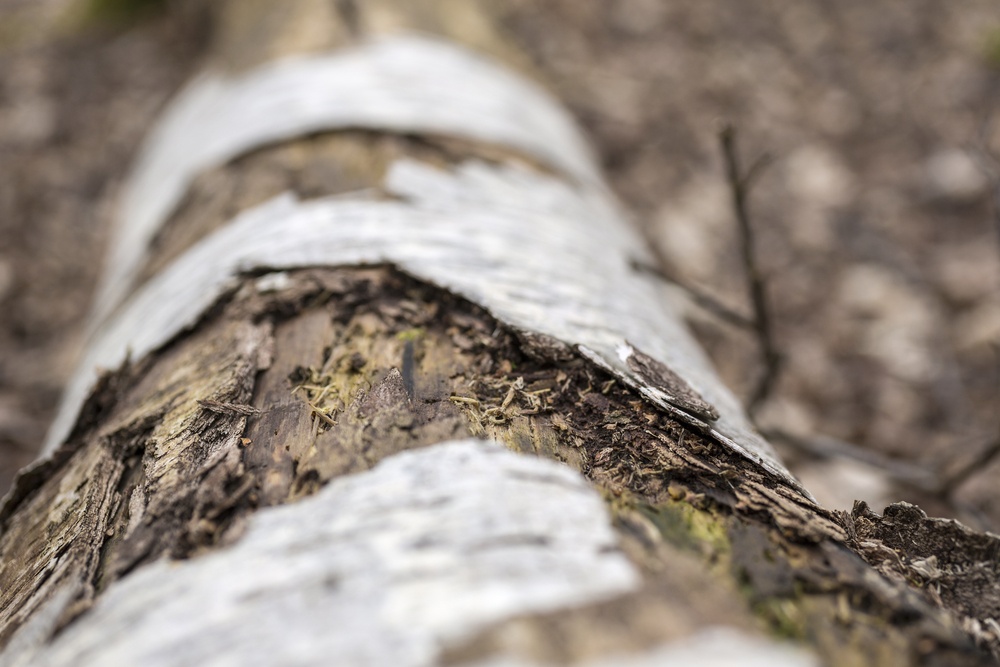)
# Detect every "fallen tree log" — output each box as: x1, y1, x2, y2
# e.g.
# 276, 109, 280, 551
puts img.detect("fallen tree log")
1, 2, 998, 665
